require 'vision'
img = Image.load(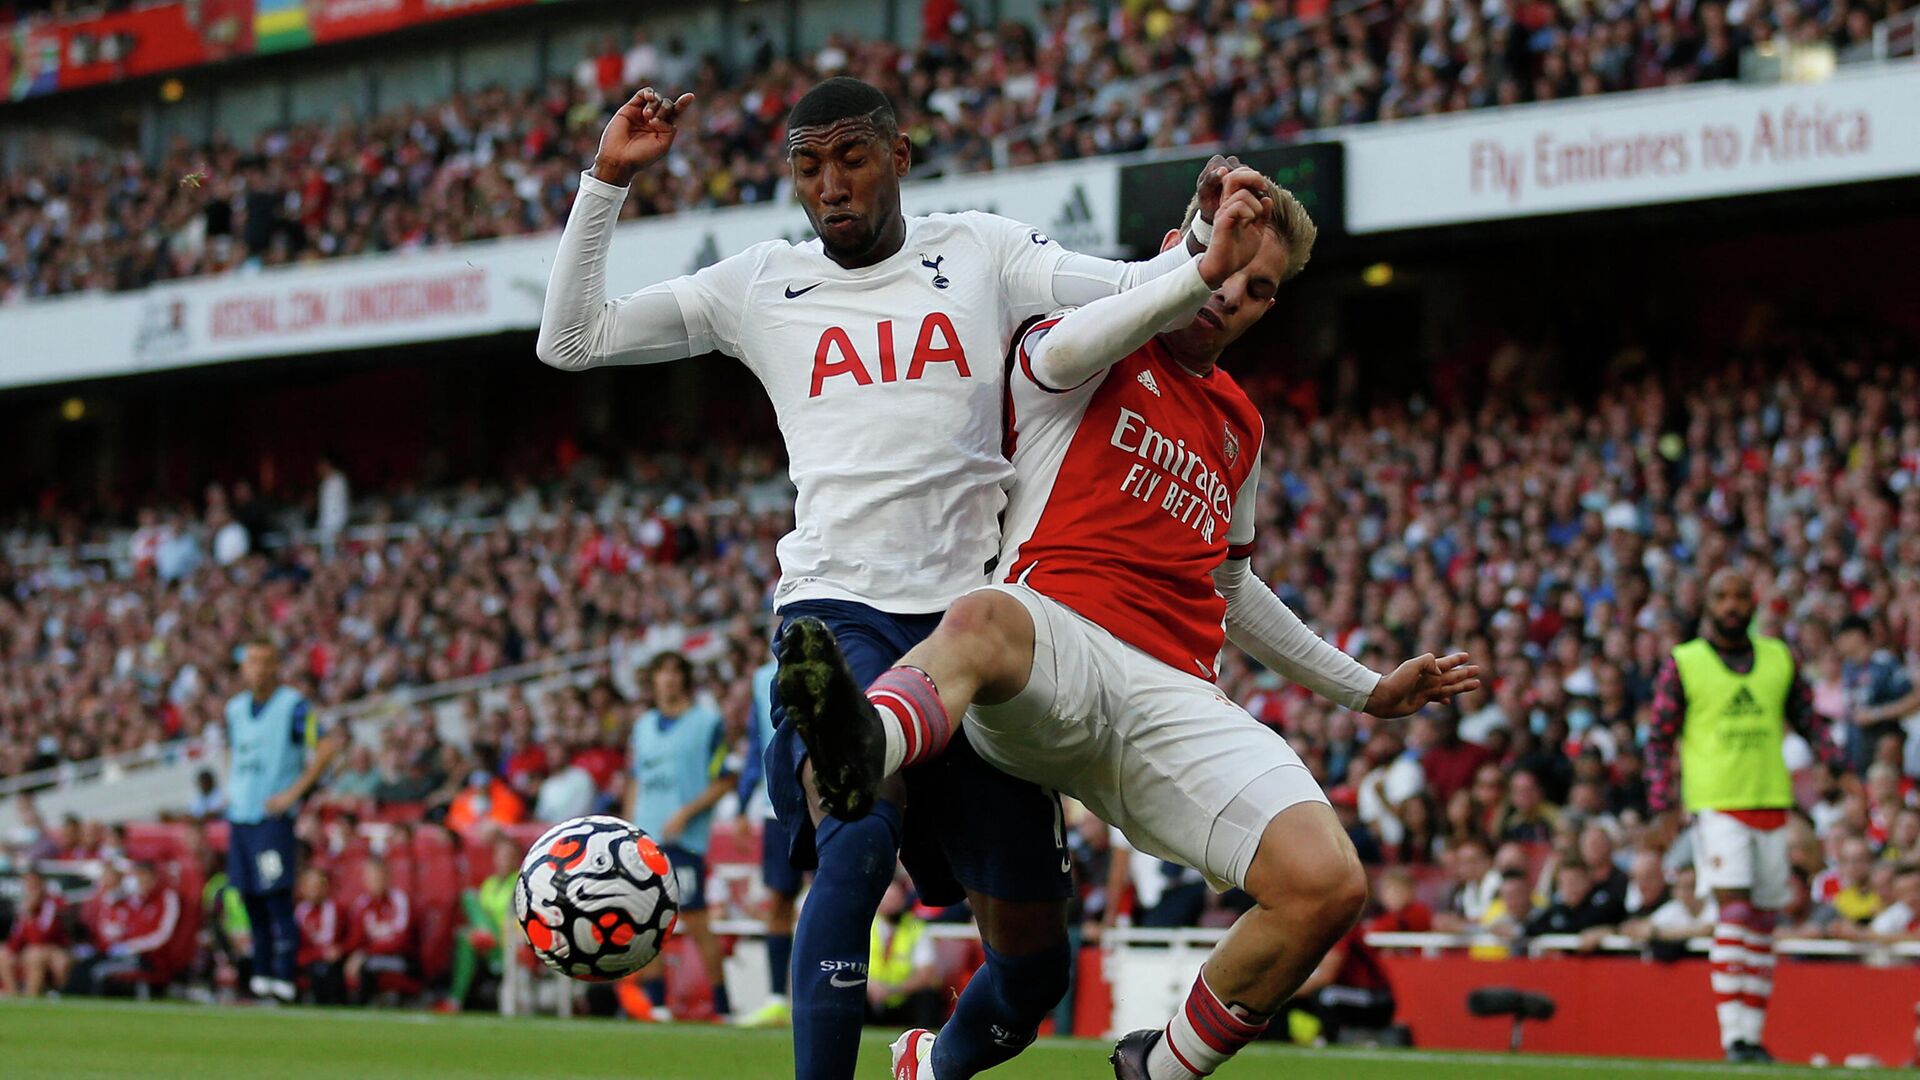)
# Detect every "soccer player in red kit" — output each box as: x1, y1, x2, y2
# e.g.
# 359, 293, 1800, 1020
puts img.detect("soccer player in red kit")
0, 868, 71, 997
344, 856, 413, 1002
91, 863, 182, 988
295, 865, 348, 1004
783, 173, 1479, 1079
